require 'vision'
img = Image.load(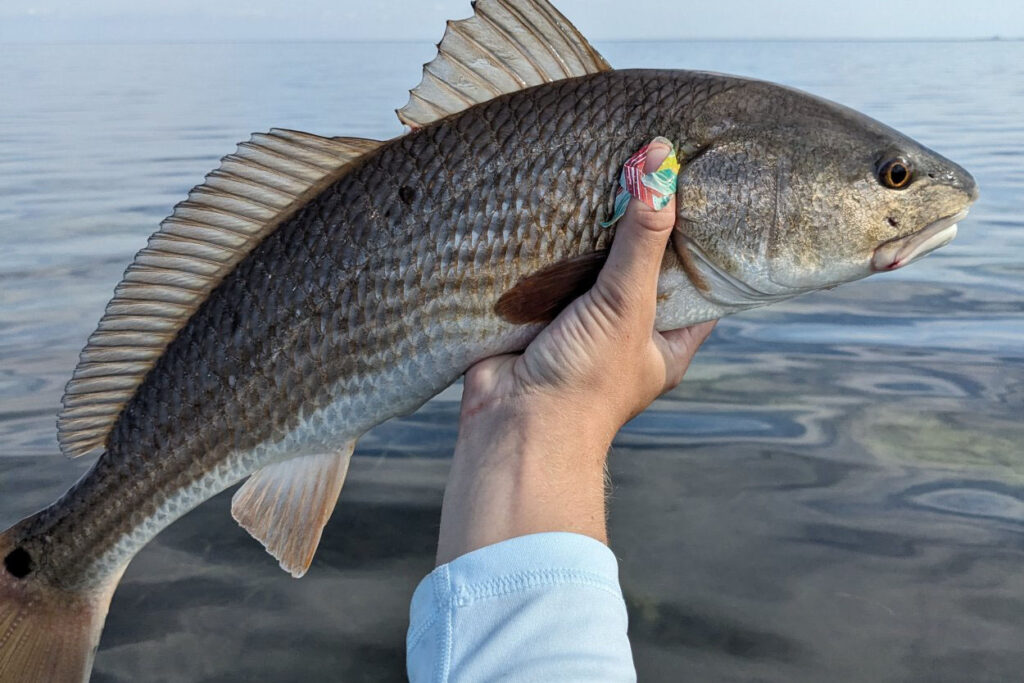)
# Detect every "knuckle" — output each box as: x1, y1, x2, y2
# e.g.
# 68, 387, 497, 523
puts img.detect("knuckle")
590, 277, 640, 322
629, 202, 677, 234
